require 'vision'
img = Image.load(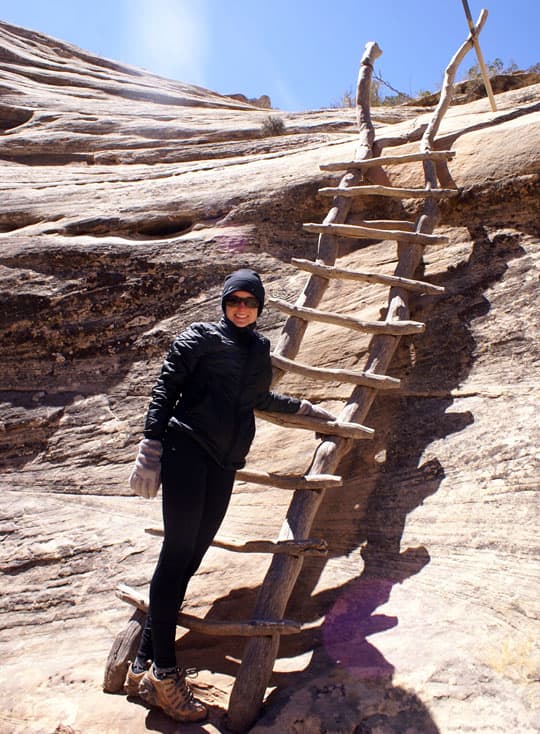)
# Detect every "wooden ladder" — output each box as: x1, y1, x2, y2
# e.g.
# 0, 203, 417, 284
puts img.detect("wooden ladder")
108, 10, 489, 731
